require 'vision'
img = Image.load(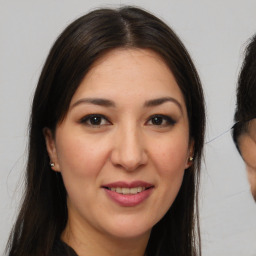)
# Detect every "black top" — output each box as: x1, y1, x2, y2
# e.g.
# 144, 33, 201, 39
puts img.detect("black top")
52, 240, 78, 256
51, 240, 168, 256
